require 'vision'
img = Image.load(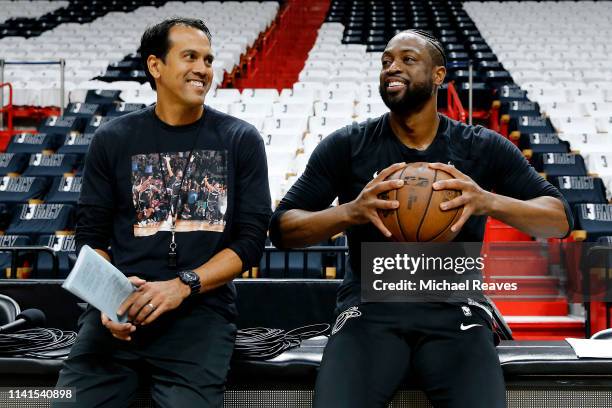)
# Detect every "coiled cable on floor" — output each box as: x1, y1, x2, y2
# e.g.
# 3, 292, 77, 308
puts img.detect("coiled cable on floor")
234, 323, 330, 360
0, 328, 77, 358
0, 323, 329, 361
